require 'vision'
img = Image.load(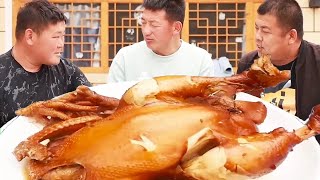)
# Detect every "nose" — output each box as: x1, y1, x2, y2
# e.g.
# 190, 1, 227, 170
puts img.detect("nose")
142, 24, 152, 36
255, 29, 263, 42
57, 36, 64, 48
